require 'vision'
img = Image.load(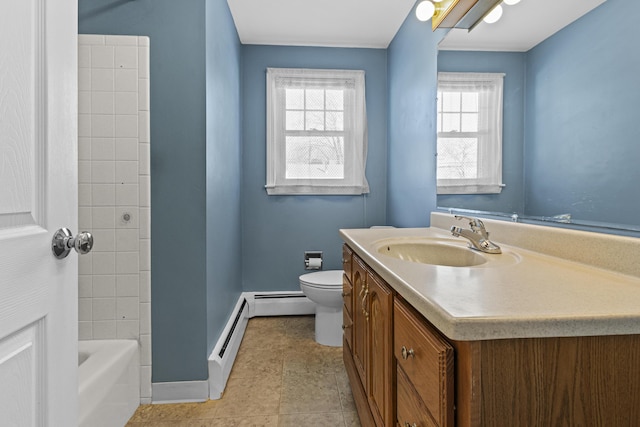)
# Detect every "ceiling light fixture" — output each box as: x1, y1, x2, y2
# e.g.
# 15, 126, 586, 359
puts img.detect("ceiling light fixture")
483, 4, 503, 24
415, 0, 436, 22
503, 0, 521, 5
